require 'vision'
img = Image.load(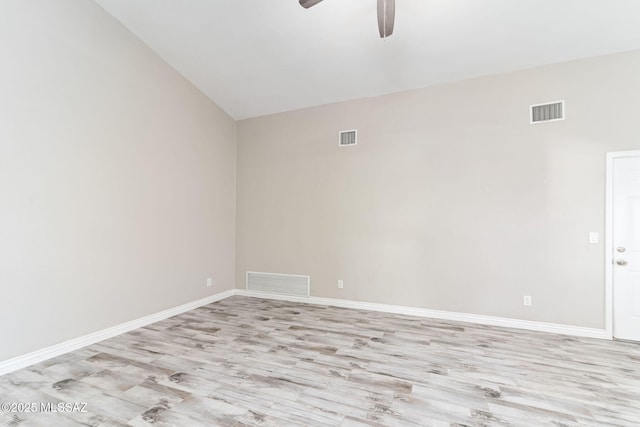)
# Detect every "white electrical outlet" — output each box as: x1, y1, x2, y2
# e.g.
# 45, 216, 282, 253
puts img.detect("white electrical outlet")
589, 232, 599, 244
338, 280, 344, 289
523, 295, 532, 307
206, 278, 212, 287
